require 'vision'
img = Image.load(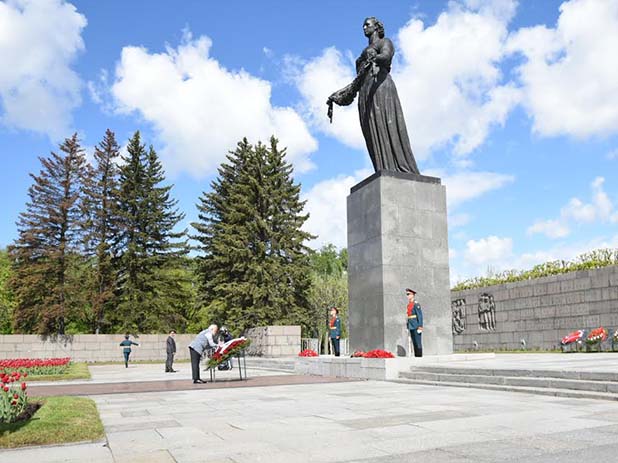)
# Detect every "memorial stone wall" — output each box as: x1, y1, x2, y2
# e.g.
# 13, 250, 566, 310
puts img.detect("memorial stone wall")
451, 265, 618, 350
